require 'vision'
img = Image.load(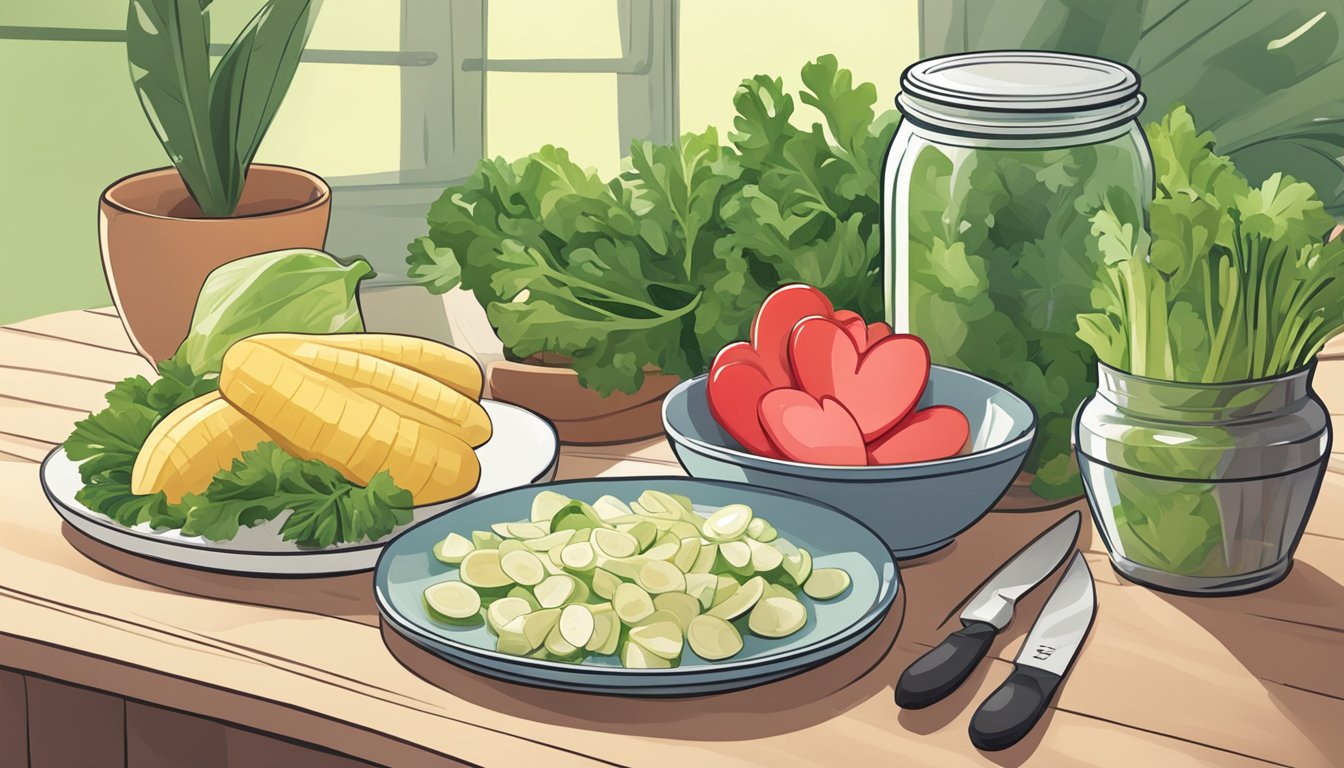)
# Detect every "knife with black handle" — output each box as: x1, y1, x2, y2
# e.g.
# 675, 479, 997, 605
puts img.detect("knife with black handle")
895, 511, 1079, 709
969, 552, 1096, 751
